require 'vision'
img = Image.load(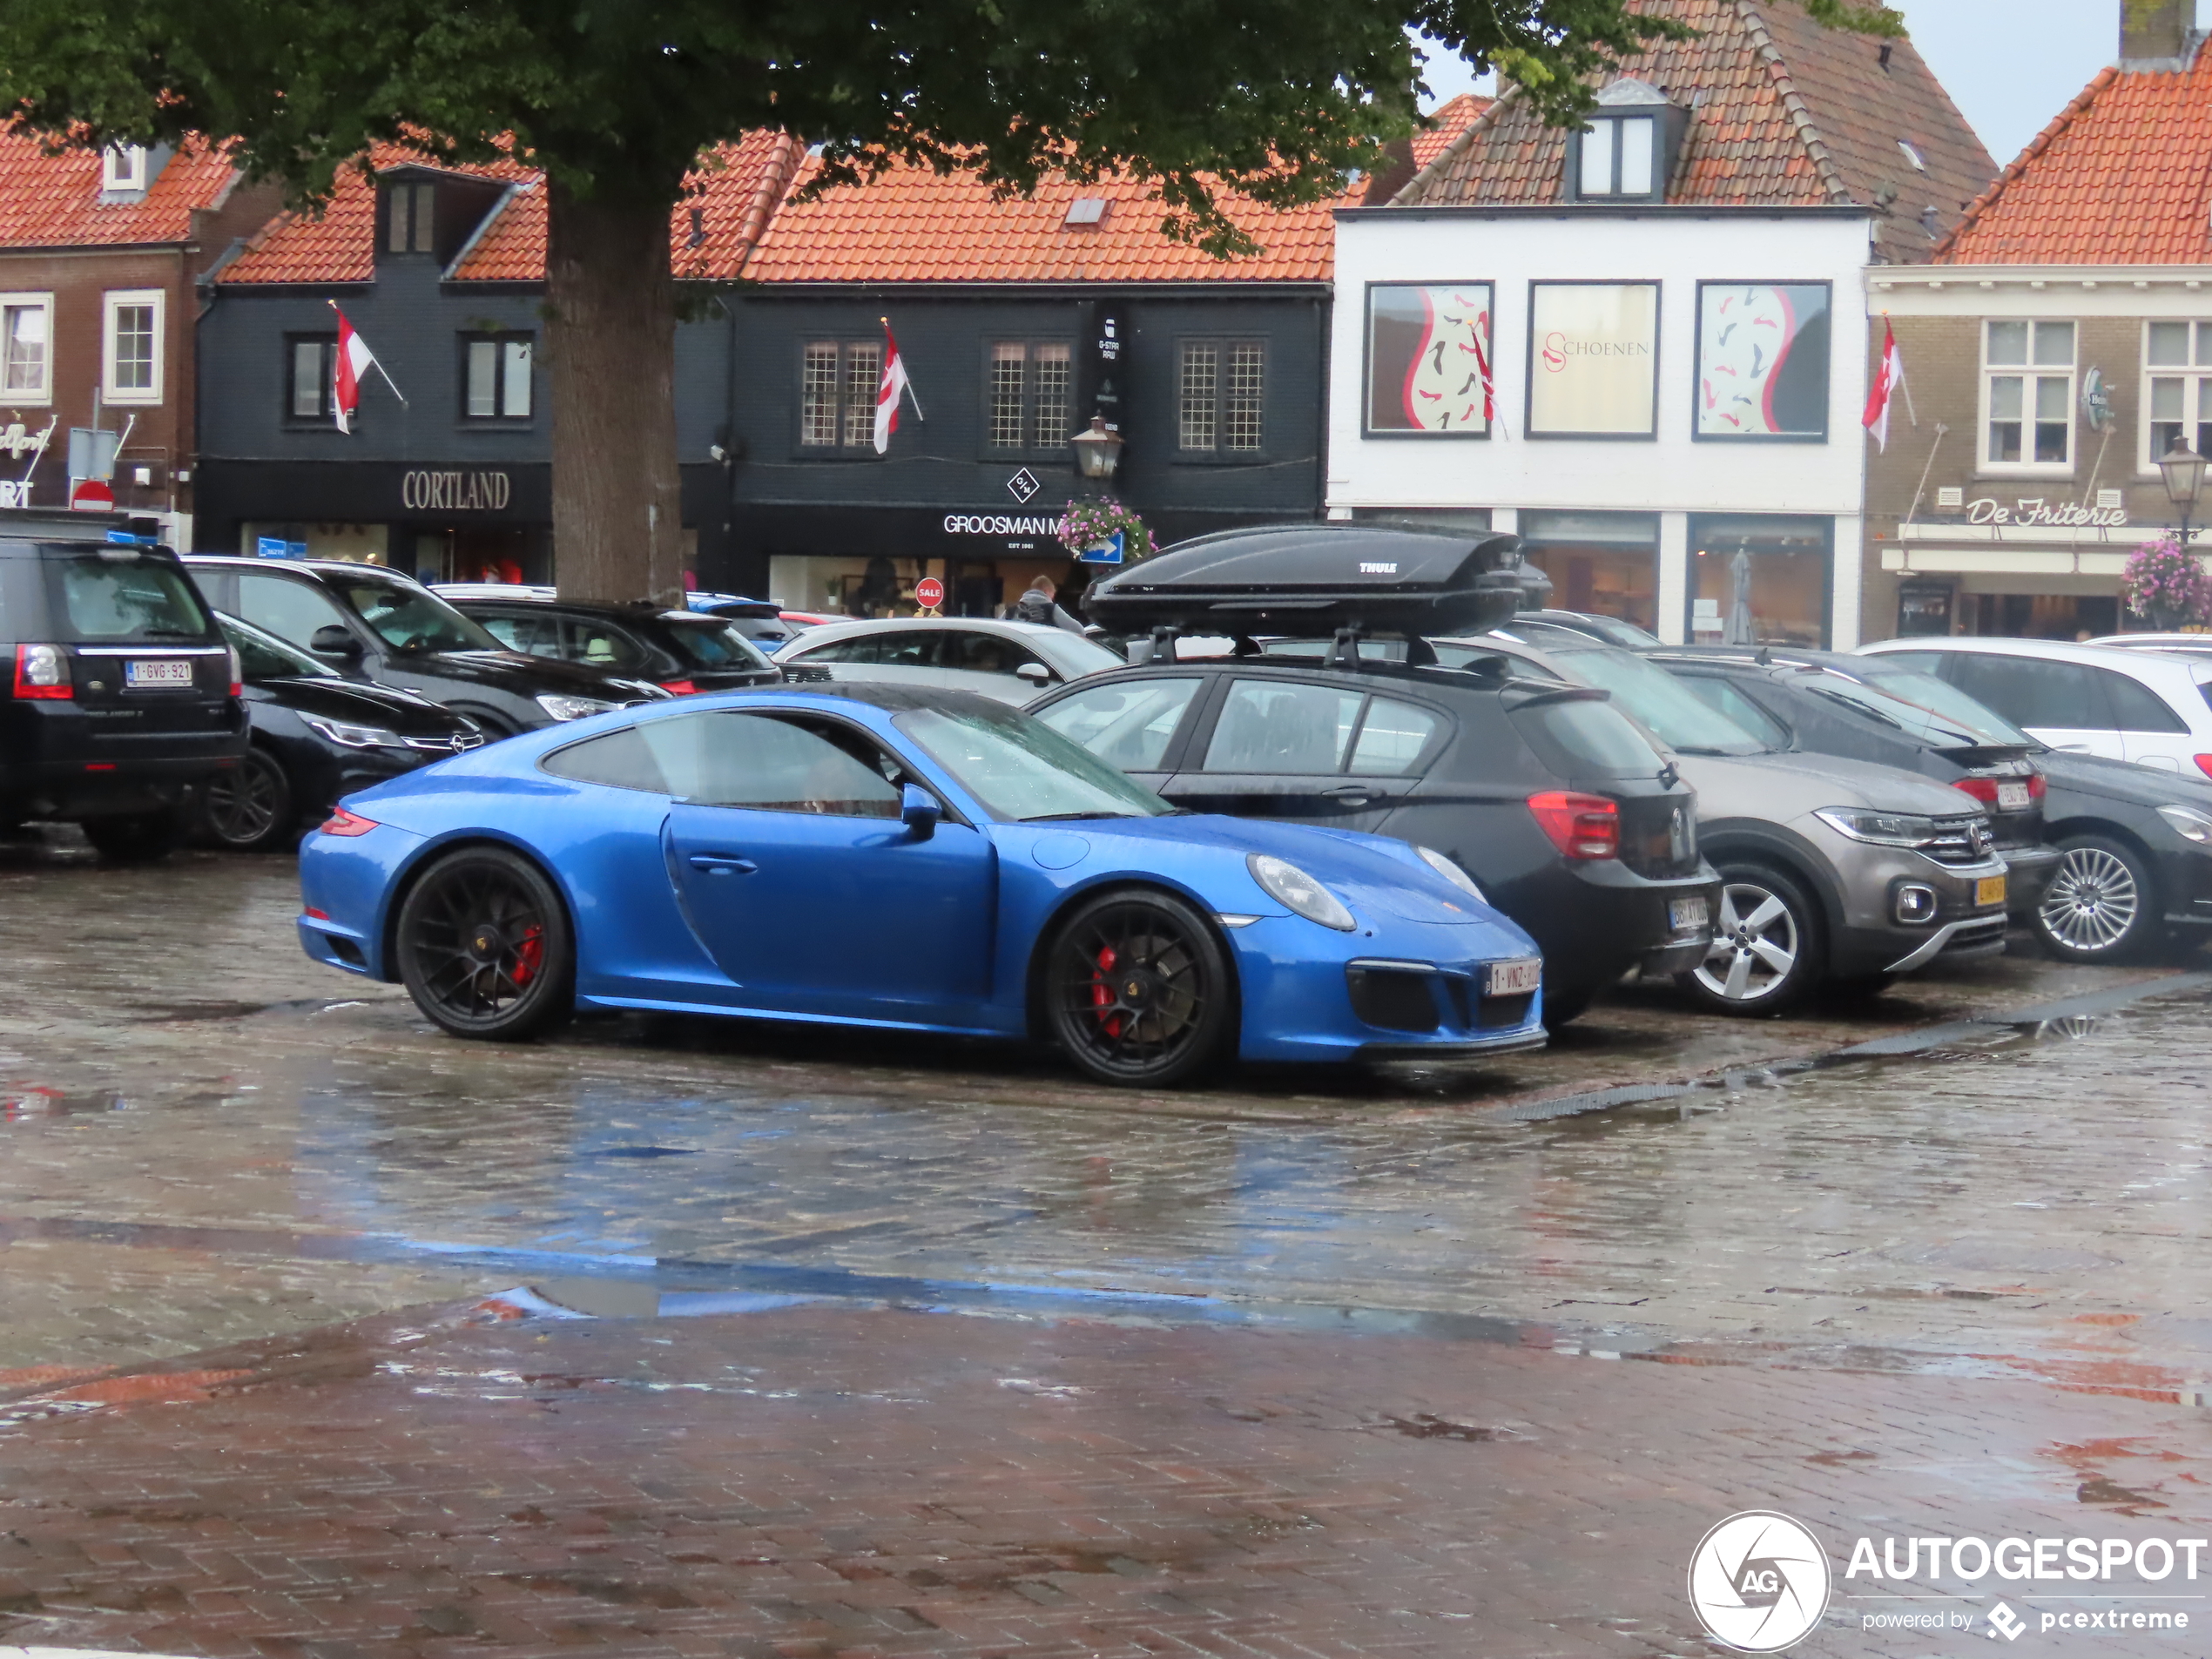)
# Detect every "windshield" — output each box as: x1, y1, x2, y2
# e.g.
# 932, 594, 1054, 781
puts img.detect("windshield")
336, 576, 504, 653
1842, 664, 2033, 746
43, 551, 212, 643
894, 702, 1176, 822
662, 617, 773, 671
1552, 647, 1770, 754
218, 610, 337, 678
1039, 631, 1130, 677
